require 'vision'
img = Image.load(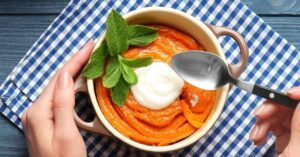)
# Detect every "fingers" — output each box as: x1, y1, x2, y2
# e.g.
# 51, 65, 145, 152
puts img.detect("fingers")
20, 42, 93, 157
275, 131, 290, 154
272, 124, 287, 137
52, 71, 83, 146
250, 101, 292, 145
287, 101, 300, 148
21, 109, 28, 133
250, 119, 272, 145
287, 87, 300, 100
61, 40, 95, 76
254, 101, 279, 120
37, 41, 95, 105
250, 87, 300, 148
53, 71, 77, 130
